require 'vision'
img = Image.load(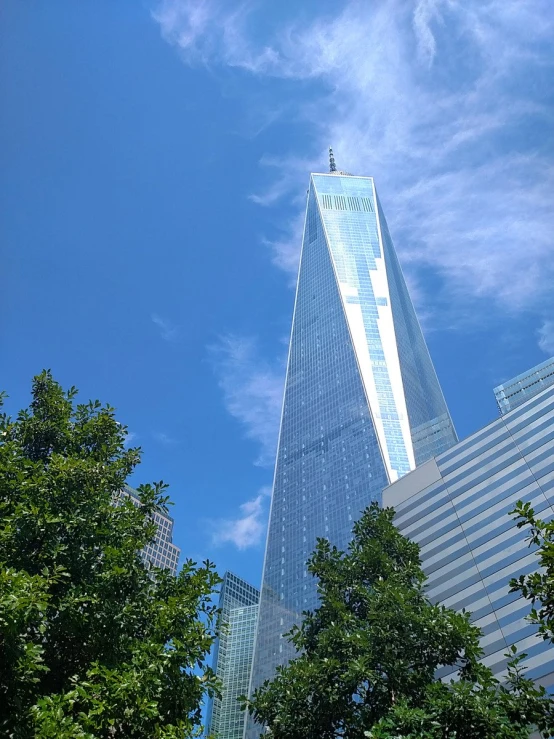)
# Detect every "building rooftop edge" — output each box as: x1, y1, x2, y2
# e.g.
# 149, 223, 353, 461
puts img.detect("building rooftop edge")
493, 355, 554, 393
123, 483, 176, 524
310, 172, 374, 179
223, 570, 261, 594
